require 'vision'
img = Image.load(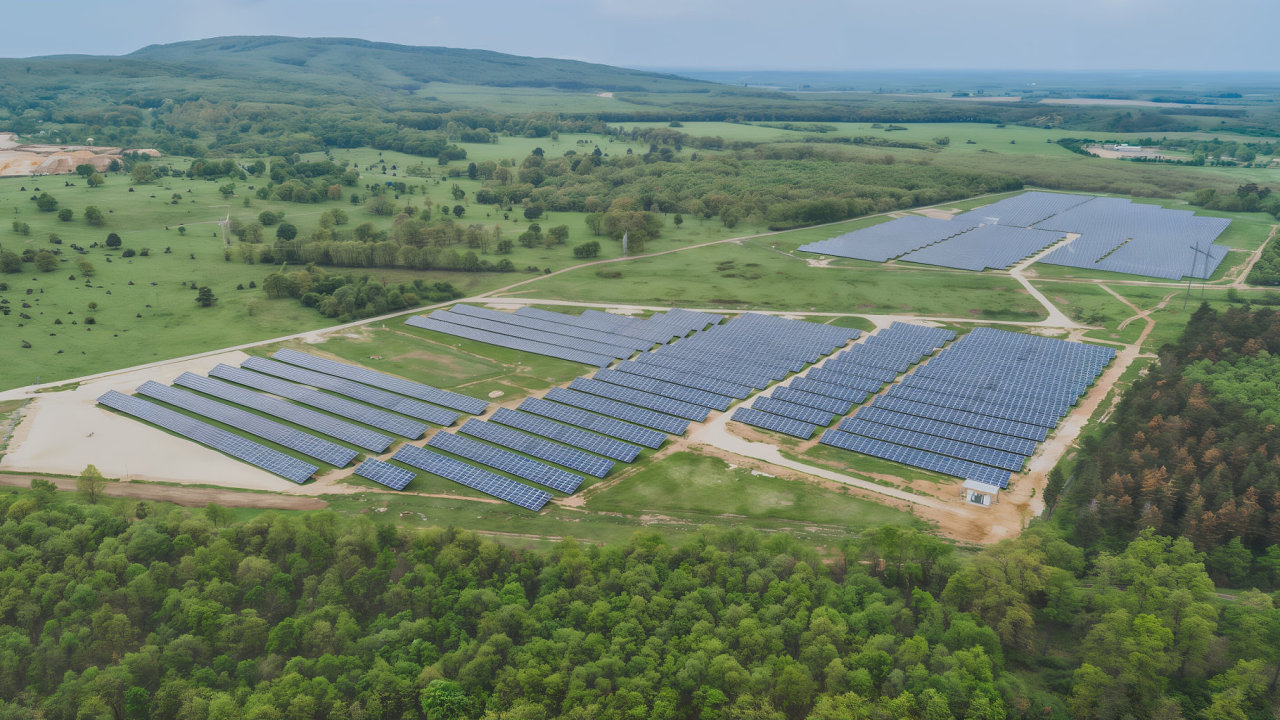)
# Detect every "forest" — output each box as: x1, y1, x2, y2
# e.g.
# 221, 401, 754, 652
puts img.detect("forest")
1050, 304, 1280, 584
0, 478, 1278, 720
